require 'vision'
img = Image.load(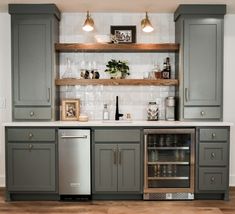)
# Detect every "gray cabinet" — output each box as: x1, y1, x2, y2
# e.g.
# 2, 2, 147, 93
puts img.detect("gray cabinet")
93, 129, 141, 194
174, 5, 226, 121
196, 127, 230, 200
9, 4, 60, 121
6, 128, 57, 193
